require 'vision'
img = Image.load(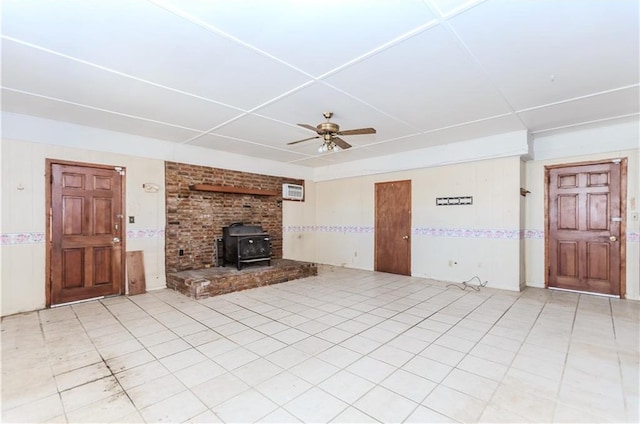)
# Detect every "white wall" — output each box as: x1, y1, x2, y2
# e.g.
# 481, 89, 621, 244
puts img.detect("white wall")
307, 121, 639, 298
282, 180, 317, 262
2, 112, 638, 315
1, 113, 313, 316
314, 130, 529, 181
1, 113, 313, 181
308, 156, 523, 291
1, 138, 167, 315
525, 120, 639, 299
